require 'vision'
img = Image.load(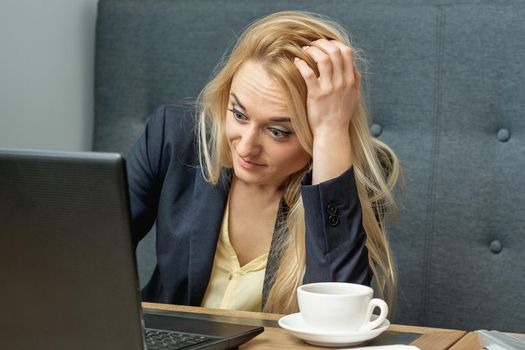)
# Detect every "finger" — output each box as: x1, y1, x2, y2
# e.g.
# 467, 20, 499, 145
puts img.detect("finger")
302, 45, 333, 89
330, 40, 356, 88
354, 64, 362, 96
310, 39, 344, 86
294, 57, 320, 94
